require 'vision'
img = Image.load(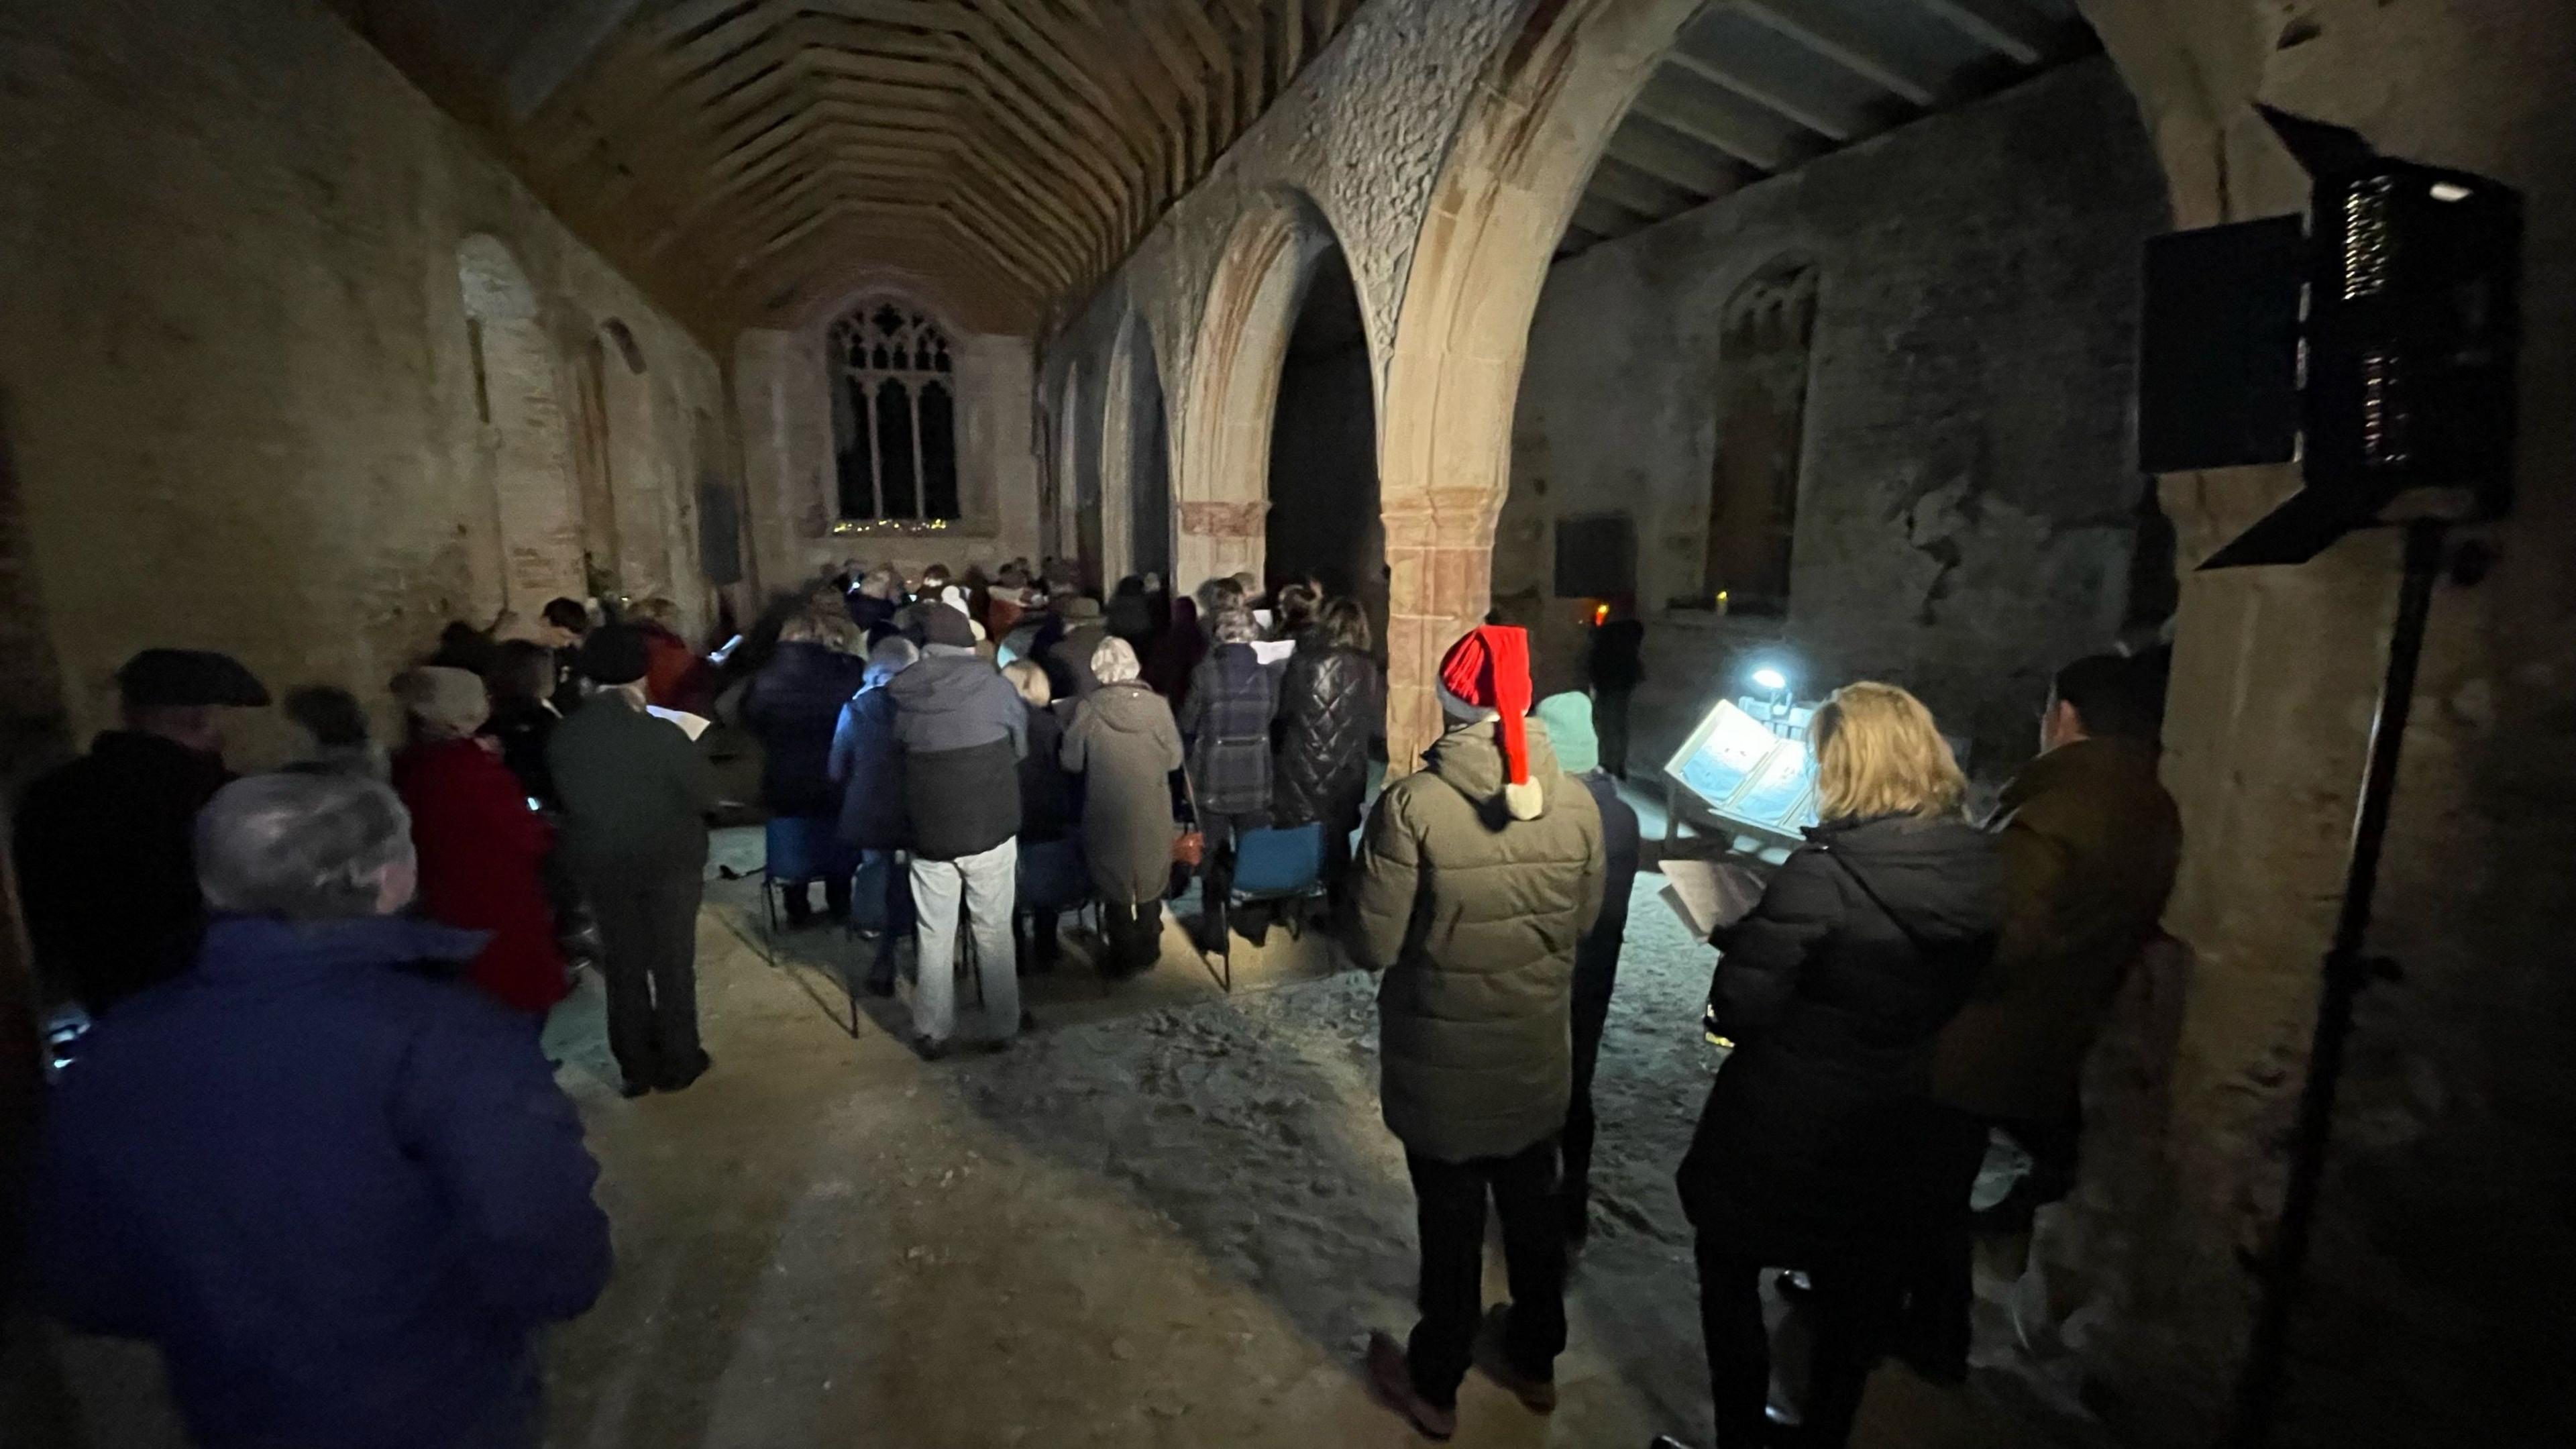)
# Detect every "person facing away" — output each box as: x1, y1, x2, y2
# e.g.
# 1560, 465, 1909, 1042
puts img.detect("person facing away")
1061, 636, 1186, 977
31, 772, 610, 1449
1269, 596, 1381, 906
480, 639, 563, 808
12, 647, 270, 1012
547, 625, 722, 1096
1002, 659, 1079, 973
1176, 607, 1281, 951
535, 596, 592, 713
1042, 594, 1111, 701
846, 563, 906, 644
1531, 688, 1642, 1244
884, 604, 1027, 1056
1585, 601, 1646, 780
280, 683, 388, 782
1667, 682, 2000, 1449
623, 596, 700, 709
390, 667, 568, 1018
1905, 651, 2183, 1381
1352, 625, 1605, 1440
832, 635, 920, 996
742, 612, 871, 926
